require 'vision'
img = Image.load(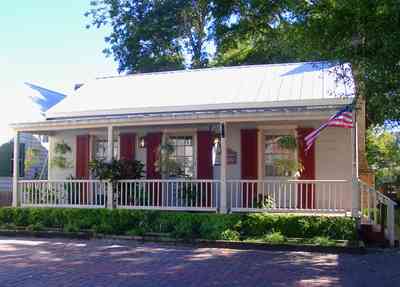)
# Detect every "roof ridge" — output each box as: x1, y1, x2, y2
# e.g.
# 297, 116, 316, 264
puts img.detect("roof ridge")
95, 61, 332, 81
